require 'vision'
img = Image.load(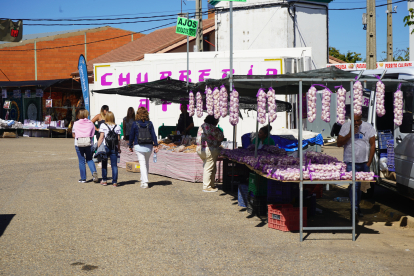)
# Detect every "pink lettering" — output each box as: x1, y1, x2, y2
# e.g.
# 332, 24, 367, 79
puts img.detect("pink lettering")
137, 73, 148, 84
247, 65, 253, 75
179, 70, 191, 82
101, 73, 113, 86
222, 69, 235, 79
162, 101, 171, 112
198, 69, 211, 82
159, 71, 172, 80
266, 69, 278, 75
138, 99, 150, 111
118, 73, 130, 86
